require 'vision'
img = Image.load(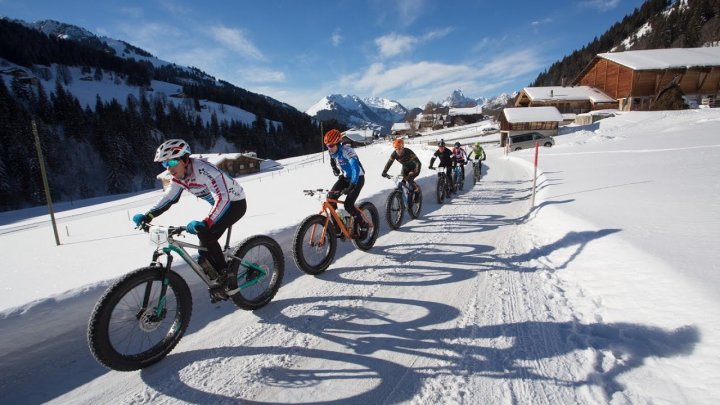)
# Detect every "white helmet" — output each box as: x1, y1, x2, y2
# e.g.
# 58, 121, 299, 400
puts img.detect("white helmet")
154, 139, 191, 162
